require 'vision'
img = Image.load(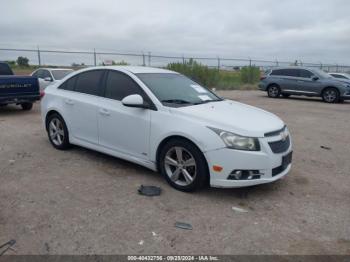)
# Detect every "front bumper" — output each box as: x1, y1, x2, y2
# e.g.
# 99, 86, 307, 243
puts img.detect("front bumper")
204, 135, 292, 188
